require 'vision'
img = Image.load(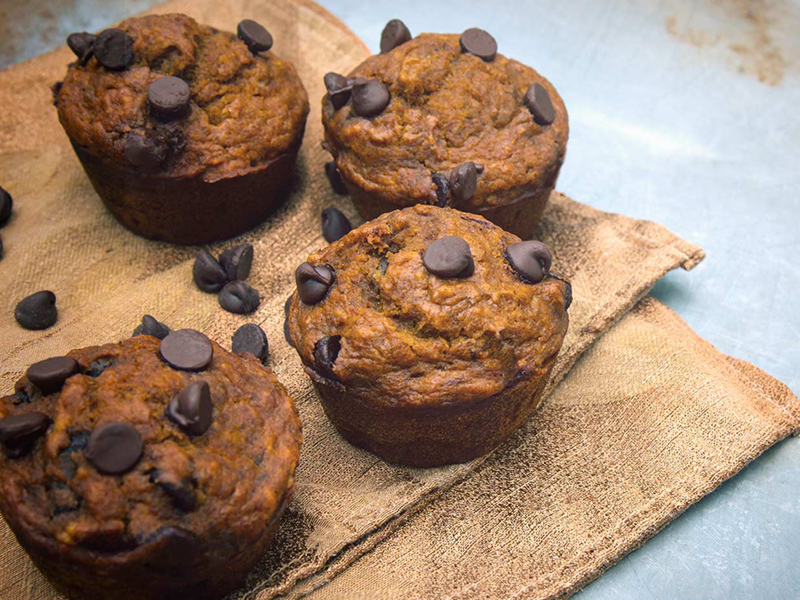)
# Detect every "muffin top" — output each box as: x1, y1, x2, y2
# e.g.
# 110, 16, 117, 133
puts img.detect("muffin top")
56, 14, 309, 181
0, 333, 300, 559
288, 205, 570, 409
322, 32, 568, 211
